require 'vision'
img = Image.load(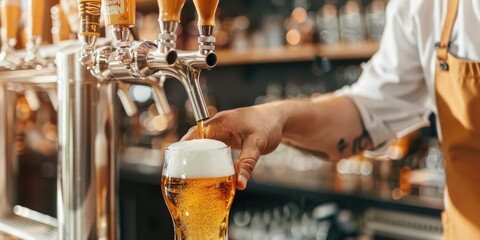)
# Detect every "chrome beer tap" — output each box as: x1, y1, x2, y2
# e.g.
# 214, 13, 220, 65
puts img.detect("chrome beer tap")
155, 0, 220, 122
